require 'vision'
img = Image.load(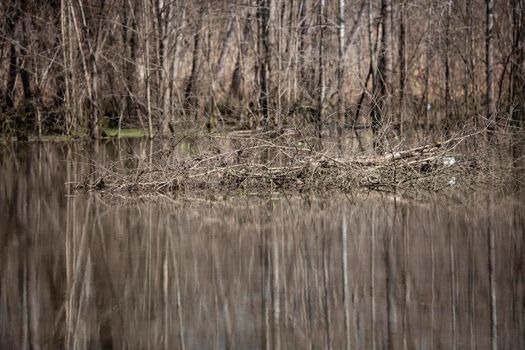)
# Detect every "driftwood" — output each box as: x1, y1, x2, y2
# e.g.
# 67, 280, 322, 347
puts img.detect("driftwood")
78, 133, 487, 197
